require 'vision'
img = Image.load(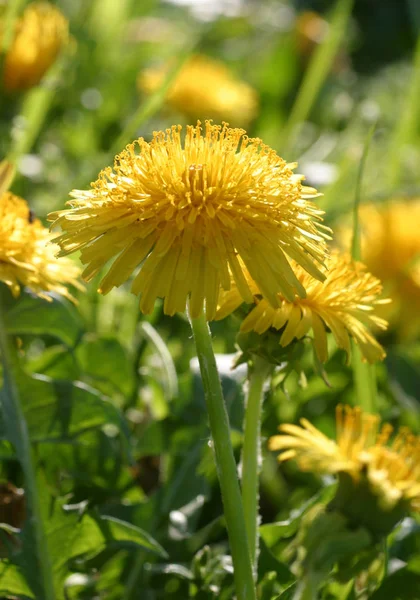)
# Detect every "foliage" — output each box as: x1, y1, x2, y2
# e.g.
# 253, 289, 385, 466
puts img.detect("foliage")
0, 0, 419, 599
